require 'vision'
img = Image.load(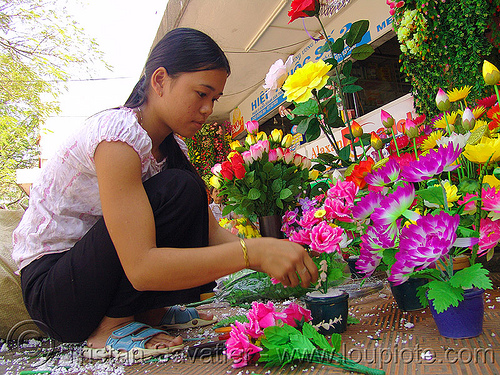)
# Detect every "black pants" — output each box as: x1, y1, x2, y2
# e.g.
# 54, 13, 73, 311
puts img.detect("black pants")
21, 168, 215, 343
